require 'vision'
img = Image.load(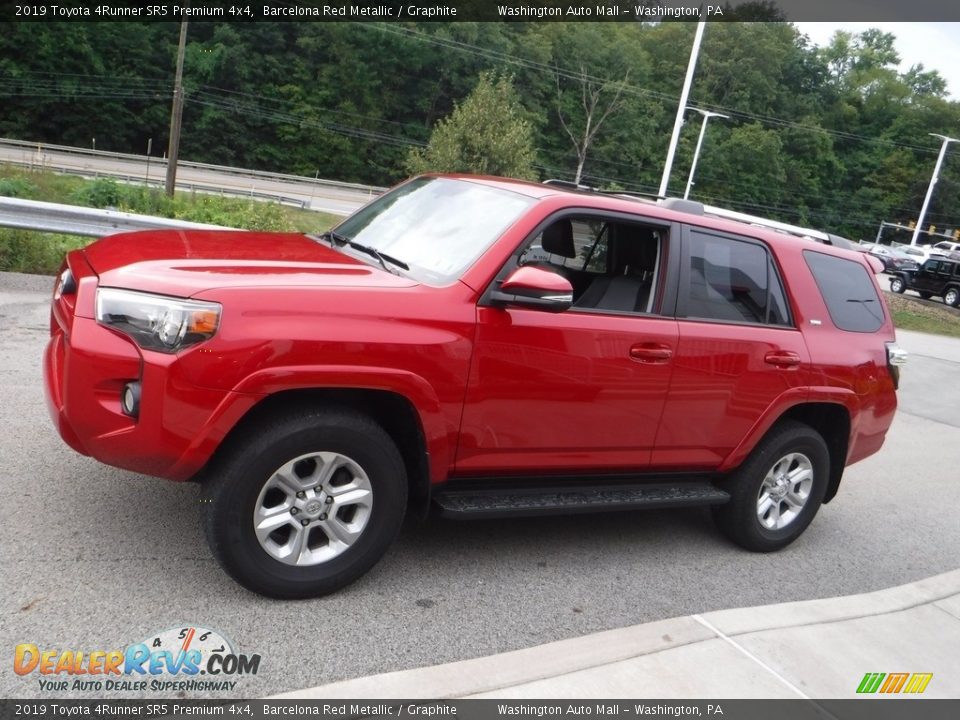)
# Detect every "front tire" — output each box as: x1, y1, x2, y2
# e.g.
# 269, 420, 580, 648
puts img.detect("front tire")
889, 276, 905, 294
713, 421, 829, 552
945, 287, 960, 307
203, 409, 407, 598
